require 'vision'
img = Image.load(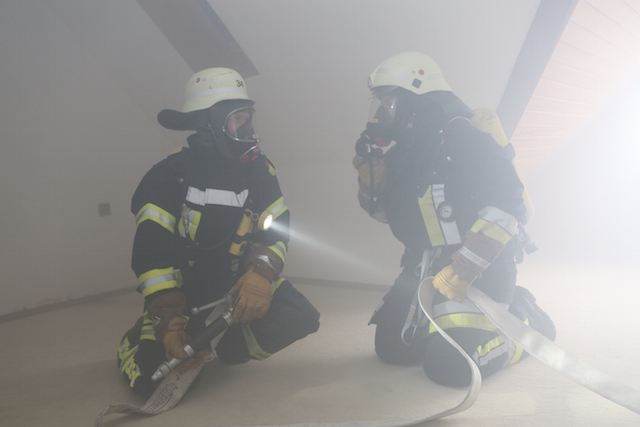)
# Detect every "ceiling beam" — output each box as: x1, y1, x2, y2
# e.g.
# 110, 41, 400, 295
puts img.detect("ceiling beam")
497, 0, 578, 140
137, 0, 258, 78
